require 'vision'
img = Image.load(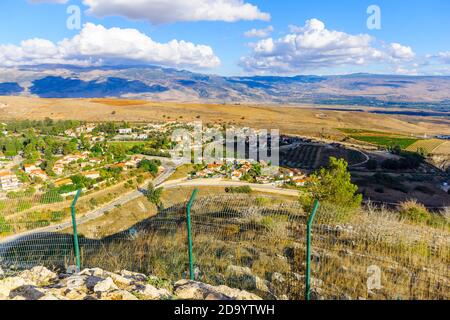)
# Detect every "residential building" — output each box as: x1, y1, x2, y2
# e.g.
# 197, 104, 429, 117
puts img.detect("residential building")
0, 171, 20, 191
118, 128, 133, 134
29, 169, 49, 181
24, 164, 39, 174
82, 171, 101, 180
